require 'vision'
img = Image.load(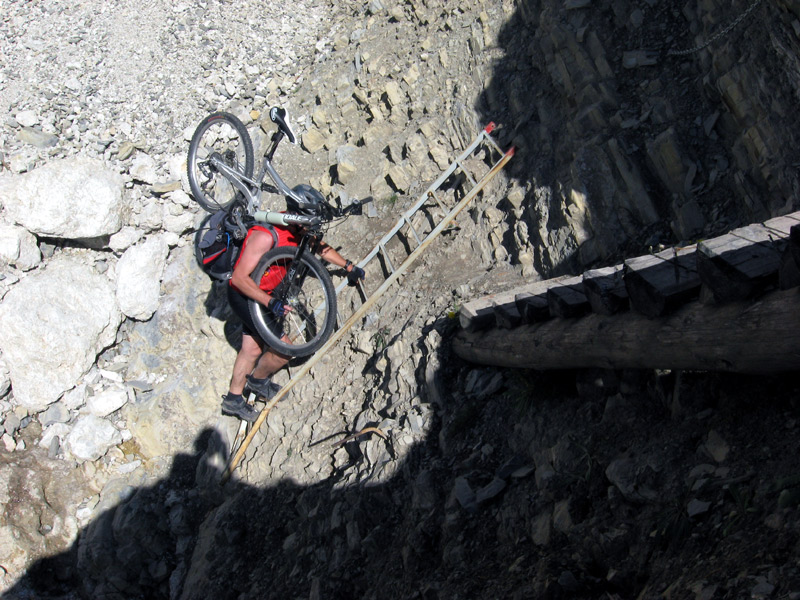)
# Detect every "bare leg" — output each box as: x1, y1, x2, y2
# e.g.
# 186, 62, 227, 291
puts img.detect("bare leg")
228, 334, 264, 395
251, 347, 290, 379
